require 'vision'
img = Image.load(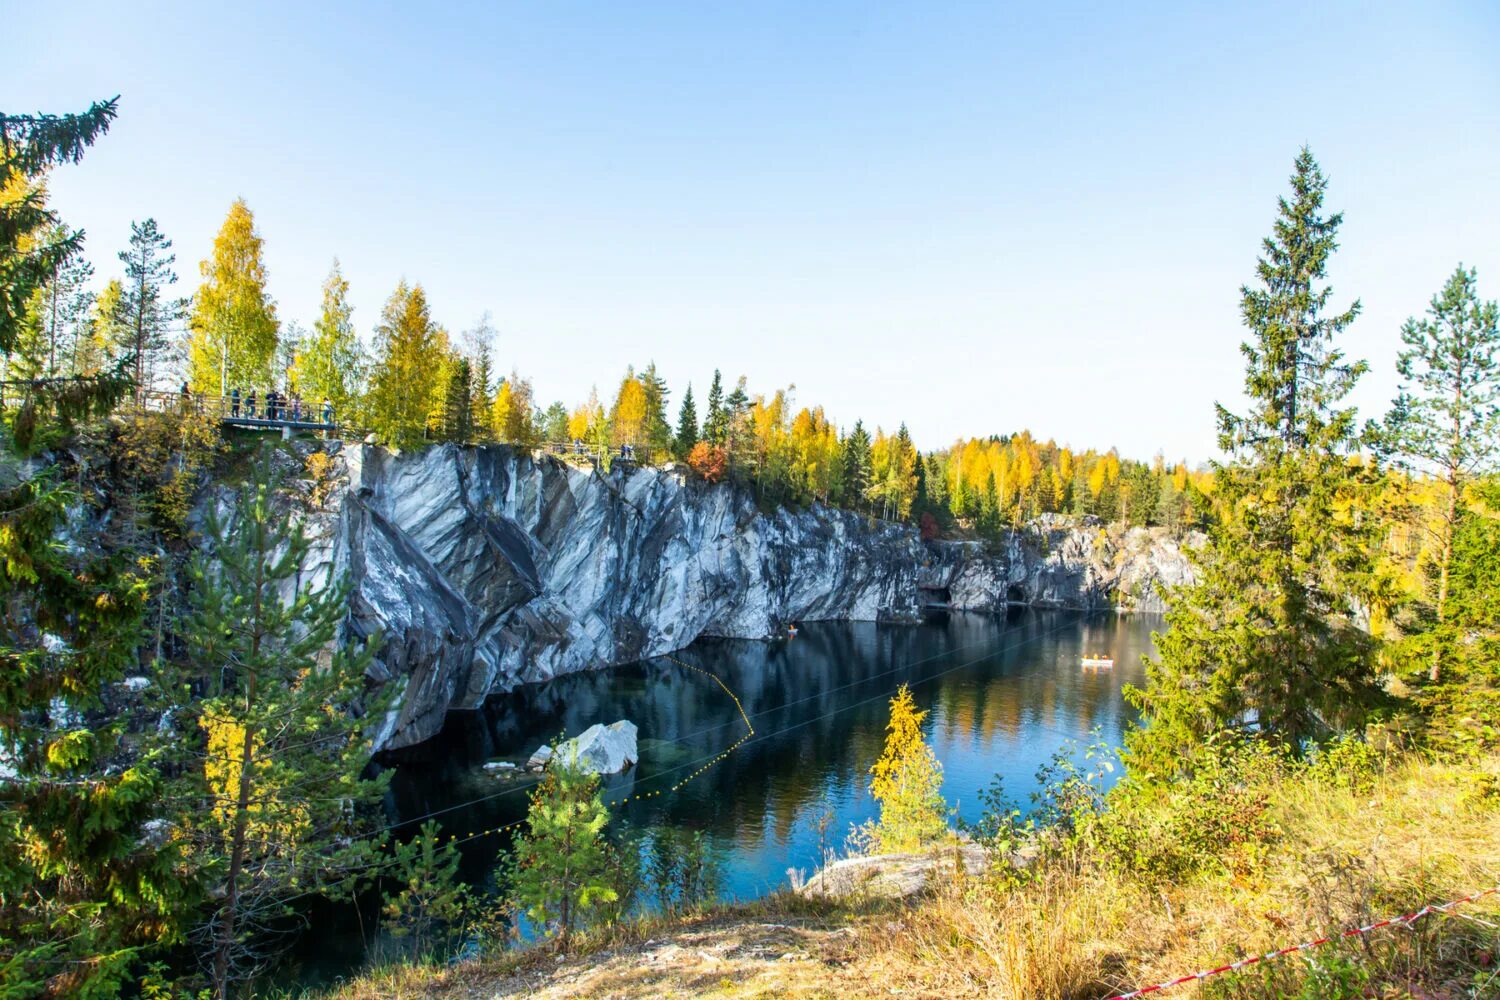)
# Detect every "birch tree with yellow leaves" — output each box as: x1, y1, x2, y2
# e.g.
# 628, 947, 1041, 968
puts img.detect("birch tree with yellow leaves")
186, 199, 279, 395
